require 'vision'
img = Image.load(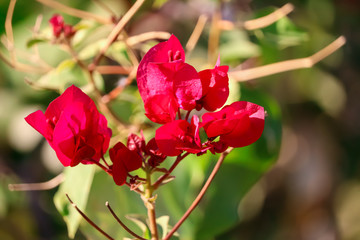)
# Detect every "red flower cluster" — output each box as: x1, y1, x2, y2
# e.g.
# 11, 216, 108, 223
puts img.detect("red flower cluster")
109, 134, 165, 185
25, 85, 112, 167
137, 35, 265, 156
49, 14, 76, 38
